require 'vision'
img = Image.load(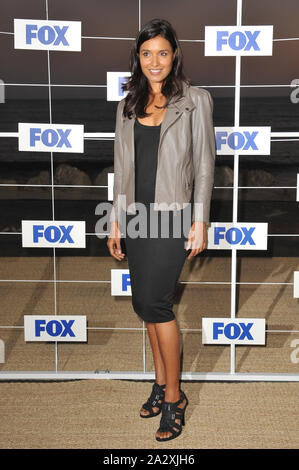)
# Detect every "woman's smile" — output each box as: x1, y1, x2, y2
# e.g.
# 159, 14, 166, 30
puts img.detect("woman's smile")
149, 69, 162, 75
